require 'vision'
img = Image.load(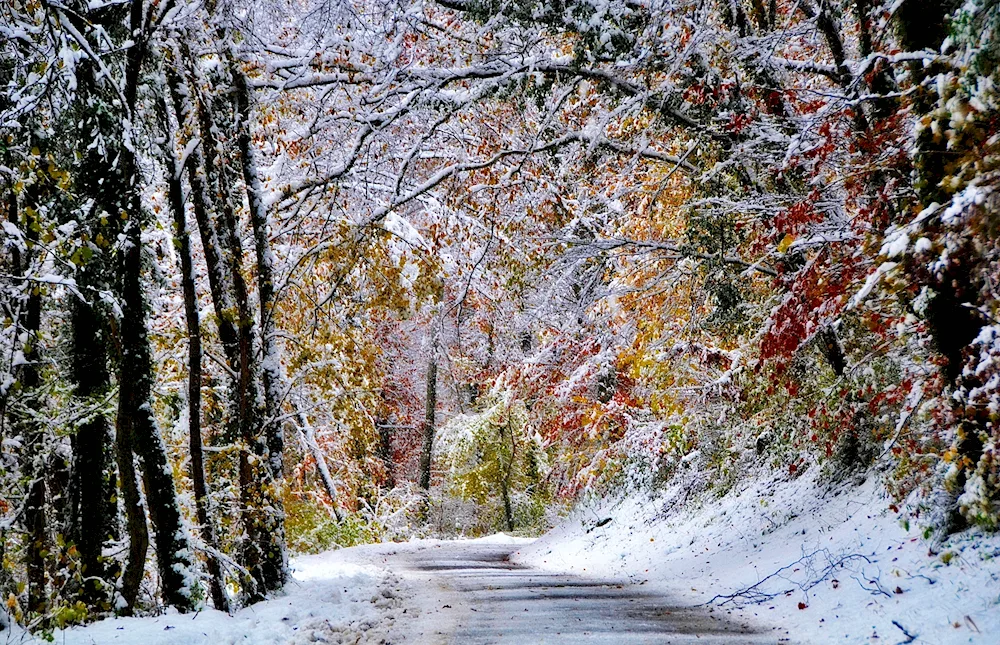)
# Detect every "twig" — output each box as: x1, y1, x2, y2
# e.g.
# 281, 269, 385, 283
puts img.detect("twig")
702, 549, 874, 607
892, 620, 917, 644
851, 568, 892, 597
